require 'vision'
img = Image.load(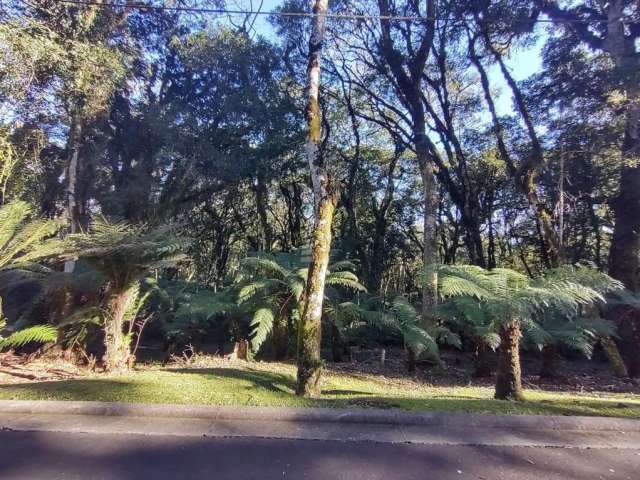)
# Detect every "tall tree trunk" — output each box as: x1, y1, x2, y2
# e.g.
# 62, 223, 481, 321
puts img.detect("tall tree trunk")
296, 0, 332, 398
468, 35, 559, 267
495, 319, 524, 401
375, 0, 438, 324
420, 160, 439, 322
603, 1, 640, 376
64, 116, 83, 273
297, 197, 335, 396
254, 169, 272, 251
